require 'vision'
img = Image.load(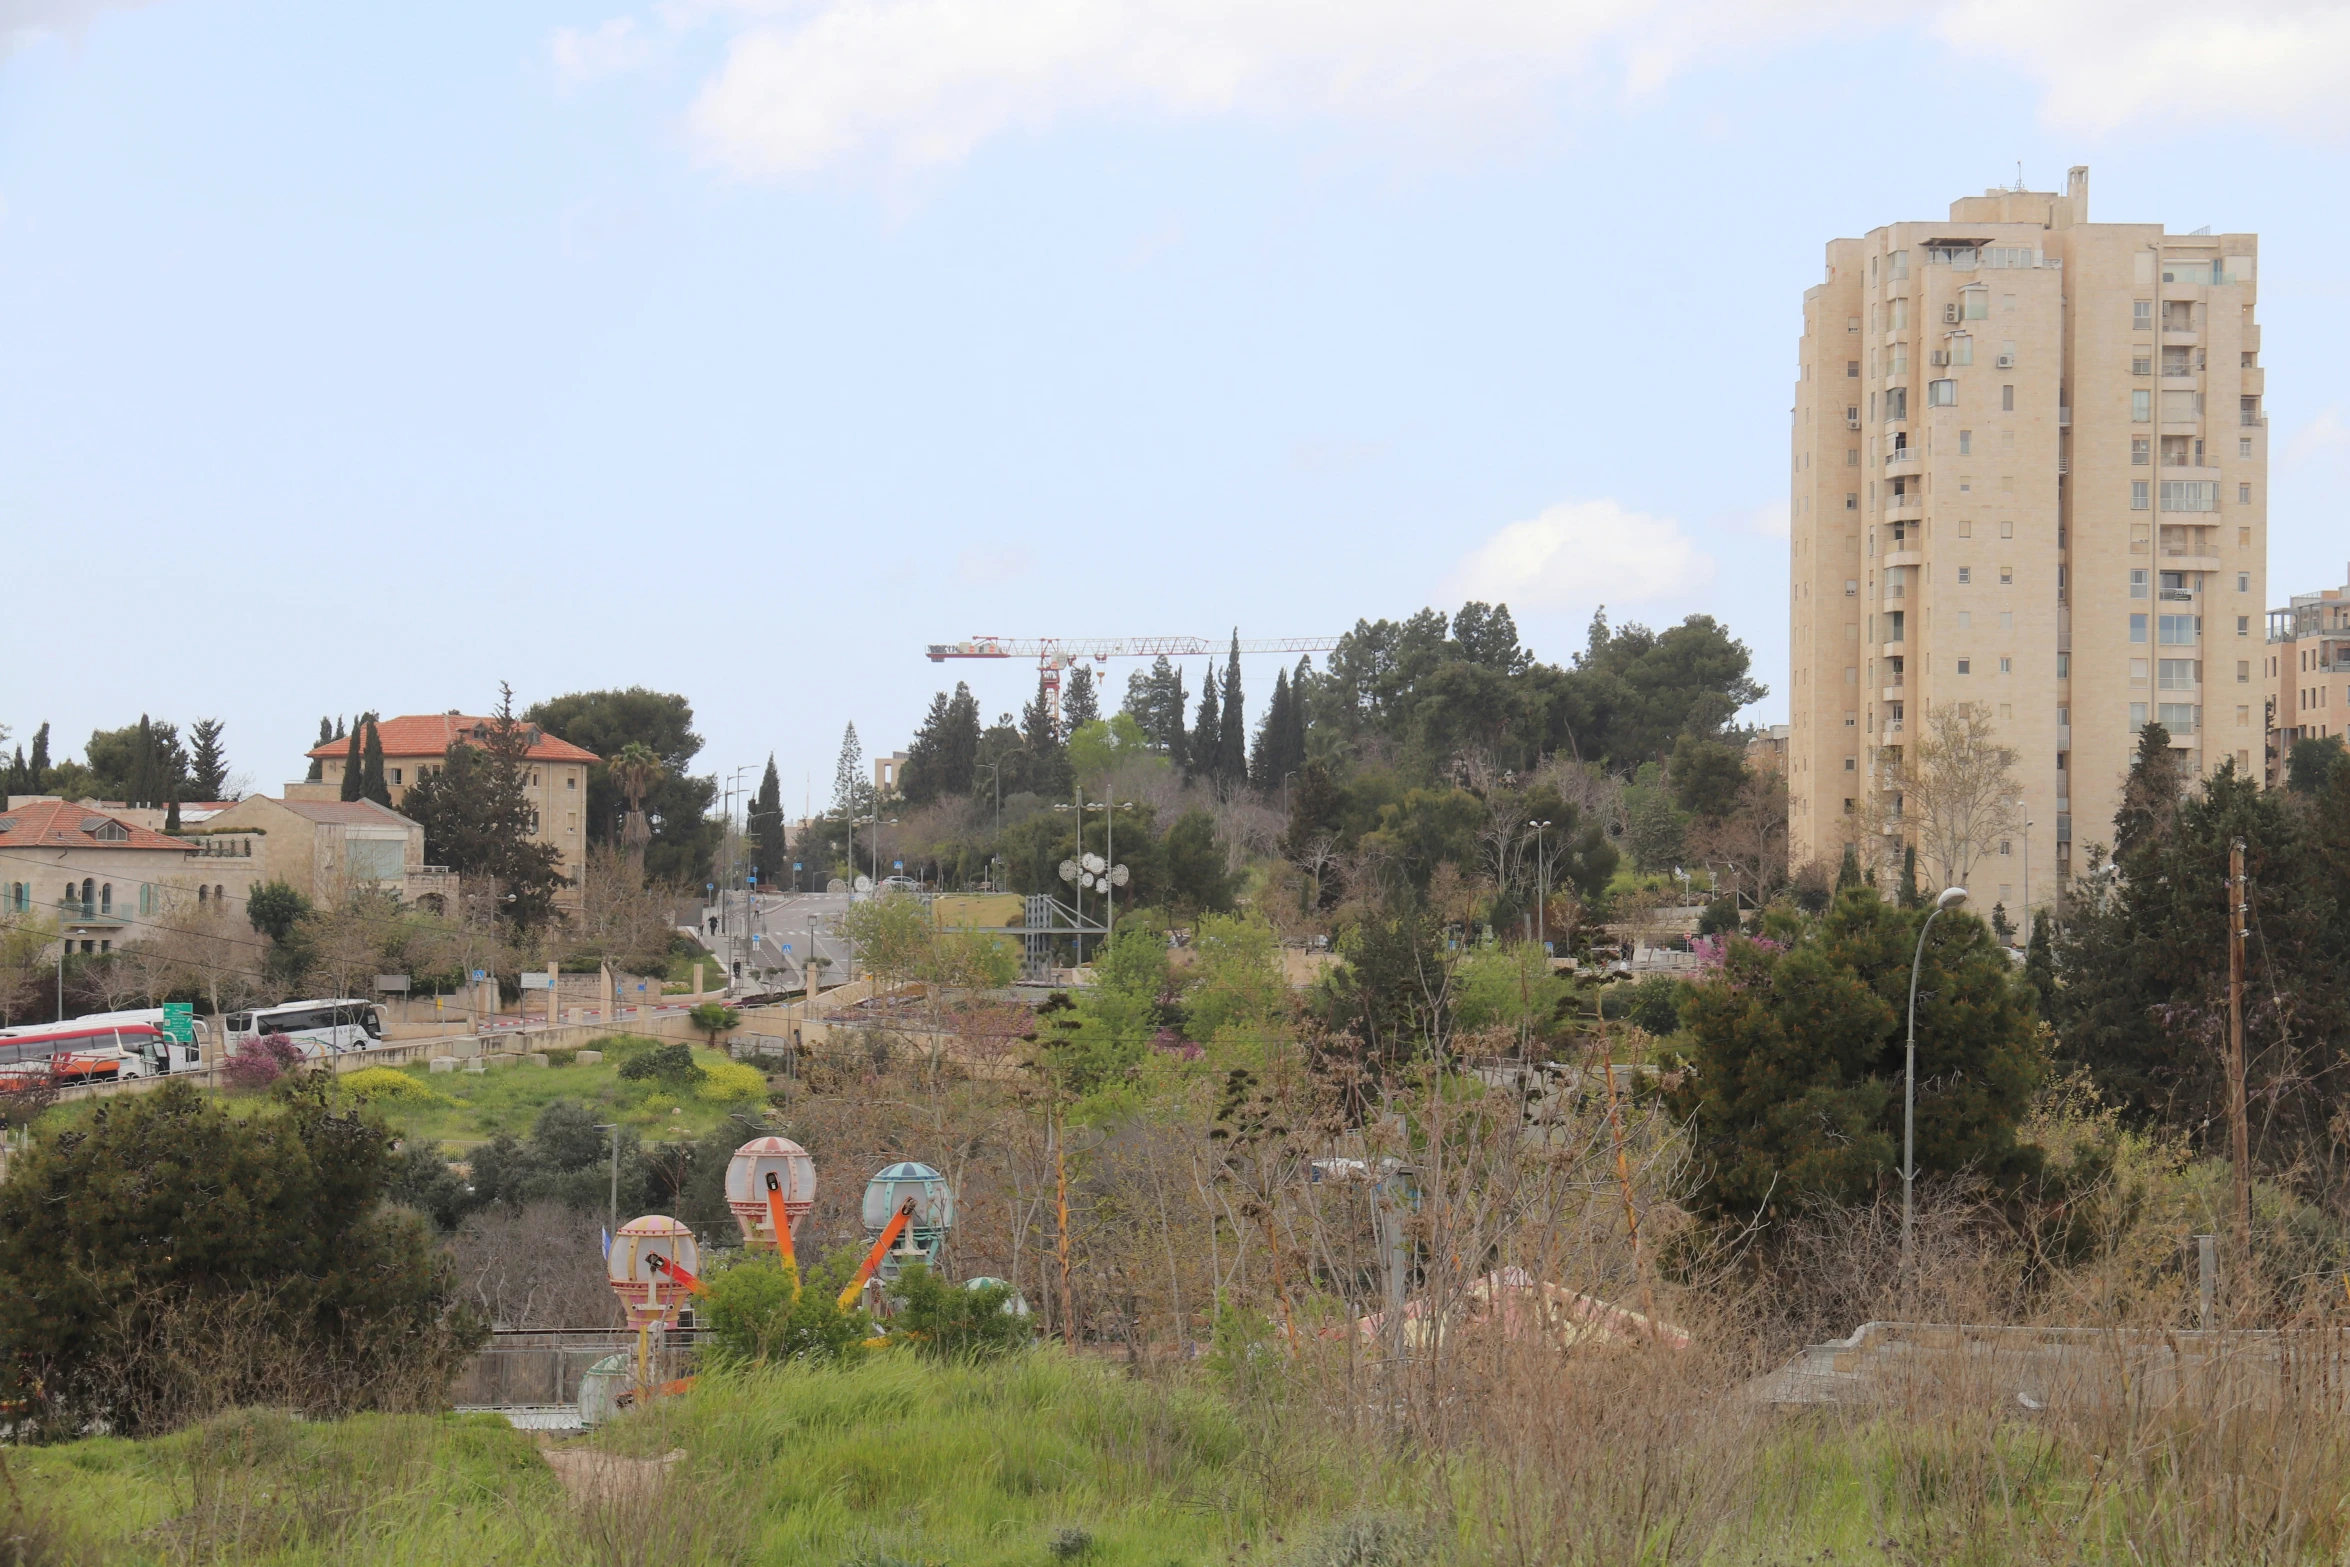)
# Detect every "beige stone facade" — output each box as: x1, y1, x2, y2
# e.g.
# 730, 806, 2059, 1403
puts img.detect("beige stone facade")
192, 796, 447, 909
293, 713, 597, 906
2266, 568, 2350, 780
0, 799, 262, 957
1790, 168, 2265, 912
